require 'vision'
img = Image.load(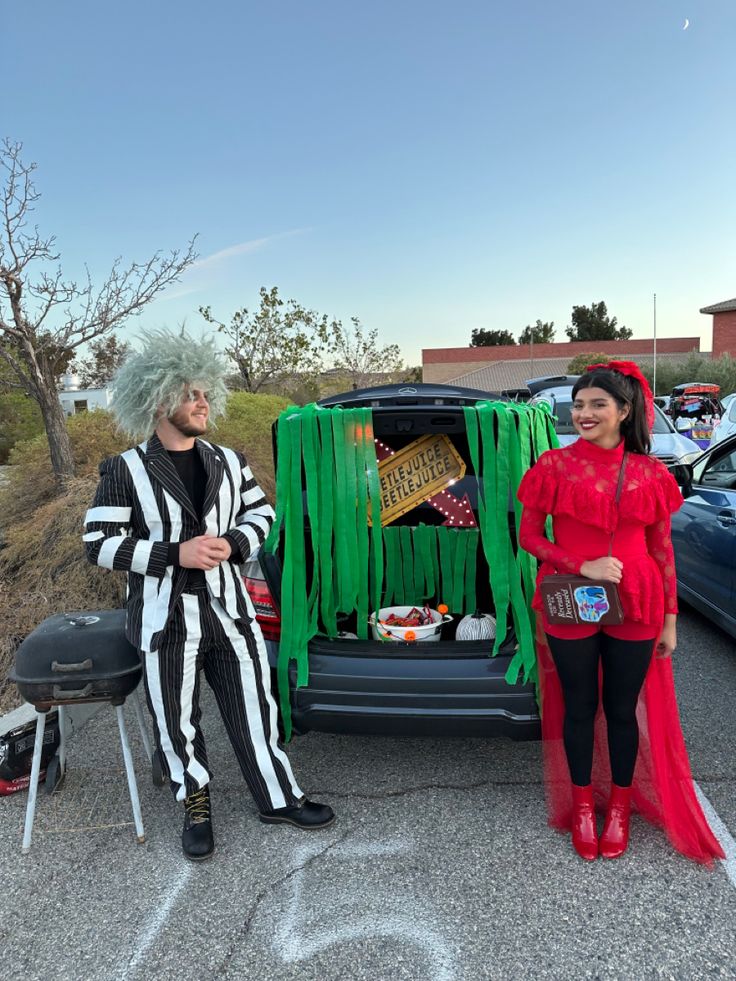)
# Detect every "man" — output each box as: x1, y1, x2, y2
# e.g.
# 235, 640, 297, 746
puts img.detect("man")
84, 328, 334, 860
